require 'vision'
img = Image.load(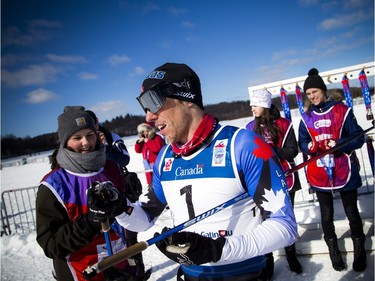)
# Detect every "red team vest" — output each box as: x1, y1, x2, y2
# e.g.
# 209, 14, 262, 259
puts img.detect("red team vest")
301, 103, 351, 190
42, 161, 129, 281
246, 118, 295, 191
273, 118, 295, 191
